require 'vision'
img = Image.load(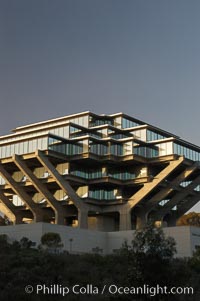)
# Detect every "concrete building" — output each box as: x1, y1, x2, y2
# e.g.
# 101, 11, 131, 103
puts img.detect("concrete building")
0, 111, 200, 256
